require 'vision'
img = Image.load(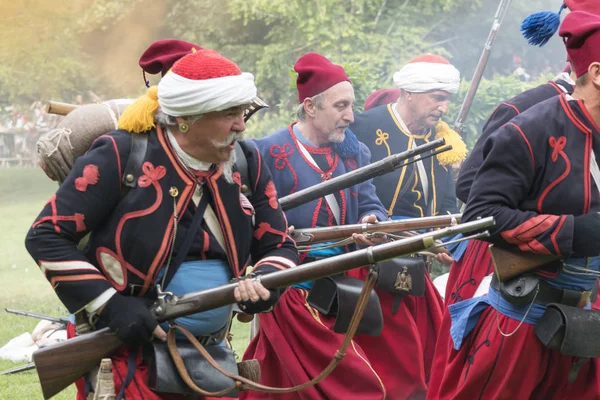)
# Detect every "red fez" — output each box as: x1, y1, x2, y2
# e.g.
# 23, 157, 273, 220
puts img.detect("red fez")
565, 0, 600, 14
139, 39, 202, 77
363, 89, 401, 111
294, 52, 351, 103
559, 11, 600, 77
